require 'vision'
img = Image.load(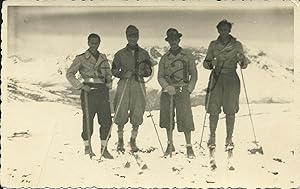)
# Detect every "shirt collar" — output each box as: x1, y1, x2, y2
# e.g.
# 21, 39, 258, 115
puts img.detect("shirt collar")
84, 49, 100, 59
